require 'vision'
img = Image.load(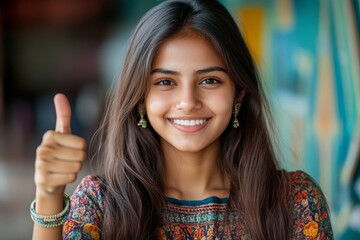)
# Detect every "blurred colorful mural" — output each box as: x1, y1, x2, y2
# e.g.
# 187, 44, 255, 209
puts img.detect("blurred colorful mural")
220, 0, 360, 239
